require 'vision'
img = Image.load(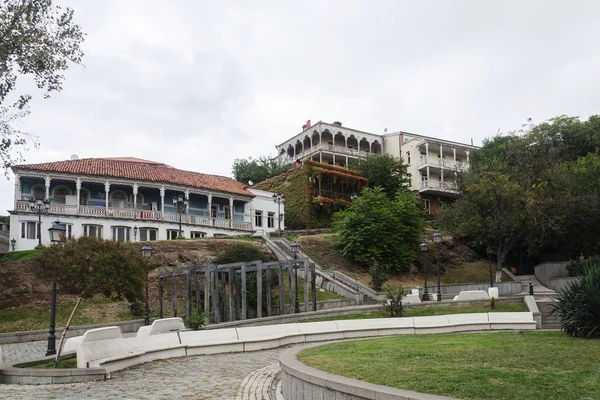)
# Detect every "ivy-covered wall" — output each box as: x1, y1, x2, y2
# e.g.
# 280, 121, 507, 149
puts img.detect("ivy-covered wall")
254, 160, 367, 229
